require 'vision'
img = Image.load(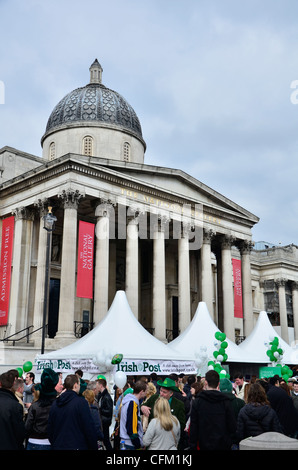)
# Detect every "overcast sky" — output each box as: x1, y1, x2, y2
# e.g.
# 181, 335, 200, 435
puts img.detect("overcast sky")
1, 0, 298, 246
